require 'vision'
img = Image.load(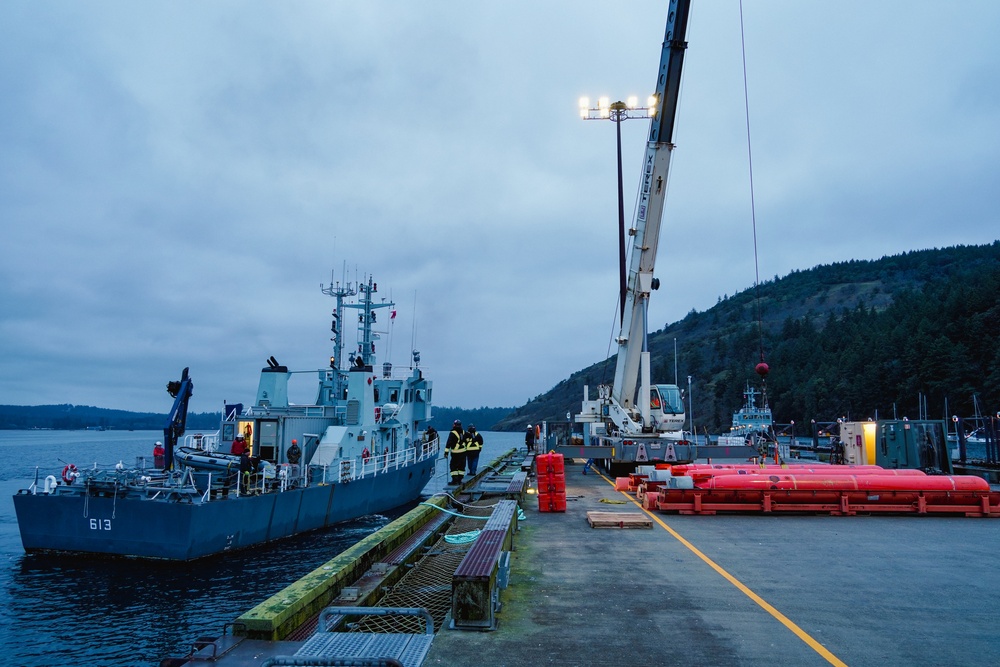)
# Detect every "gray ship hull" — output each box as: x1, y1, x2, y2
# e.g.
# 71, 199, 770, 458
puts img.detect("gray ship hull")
13, 458, 436, 560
